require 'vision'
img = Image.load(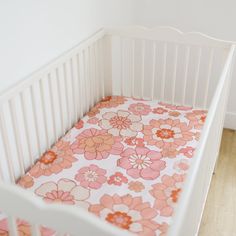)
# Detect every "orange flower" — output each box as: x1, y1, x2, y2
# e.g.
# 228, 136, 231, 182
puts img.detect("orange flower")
169, 111, 180, 117
106, 212, 133, 230
98, 96, 127, 108
29, 140, 77, 178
